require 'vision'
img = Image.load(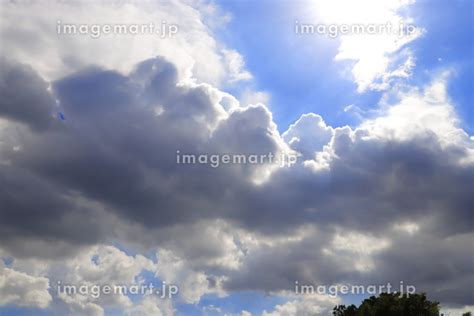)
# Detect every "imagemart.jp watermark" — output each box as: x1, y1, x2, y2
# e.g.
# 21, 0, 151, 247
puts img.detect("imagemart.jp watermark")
56, 281, 179, 299
294, 20, 418, 38
176, 151, 299, 168
295, 281, 416, 297
56, 20, 179, 38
